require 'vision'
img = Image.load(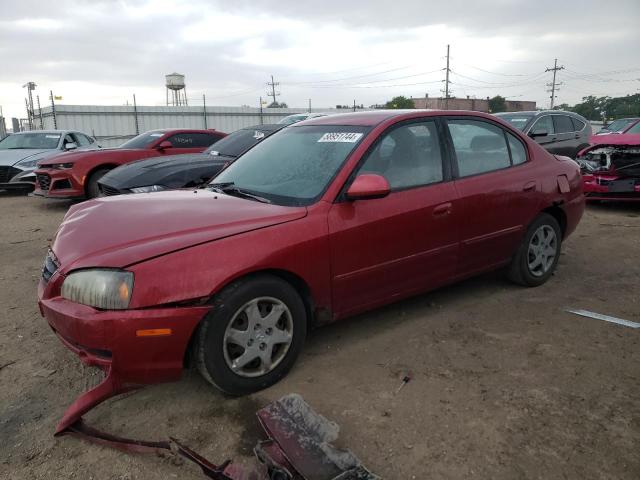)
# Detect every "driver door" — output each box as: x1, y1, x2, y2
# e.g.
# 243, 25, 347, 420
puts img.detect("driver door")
327, 119, 460, 318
